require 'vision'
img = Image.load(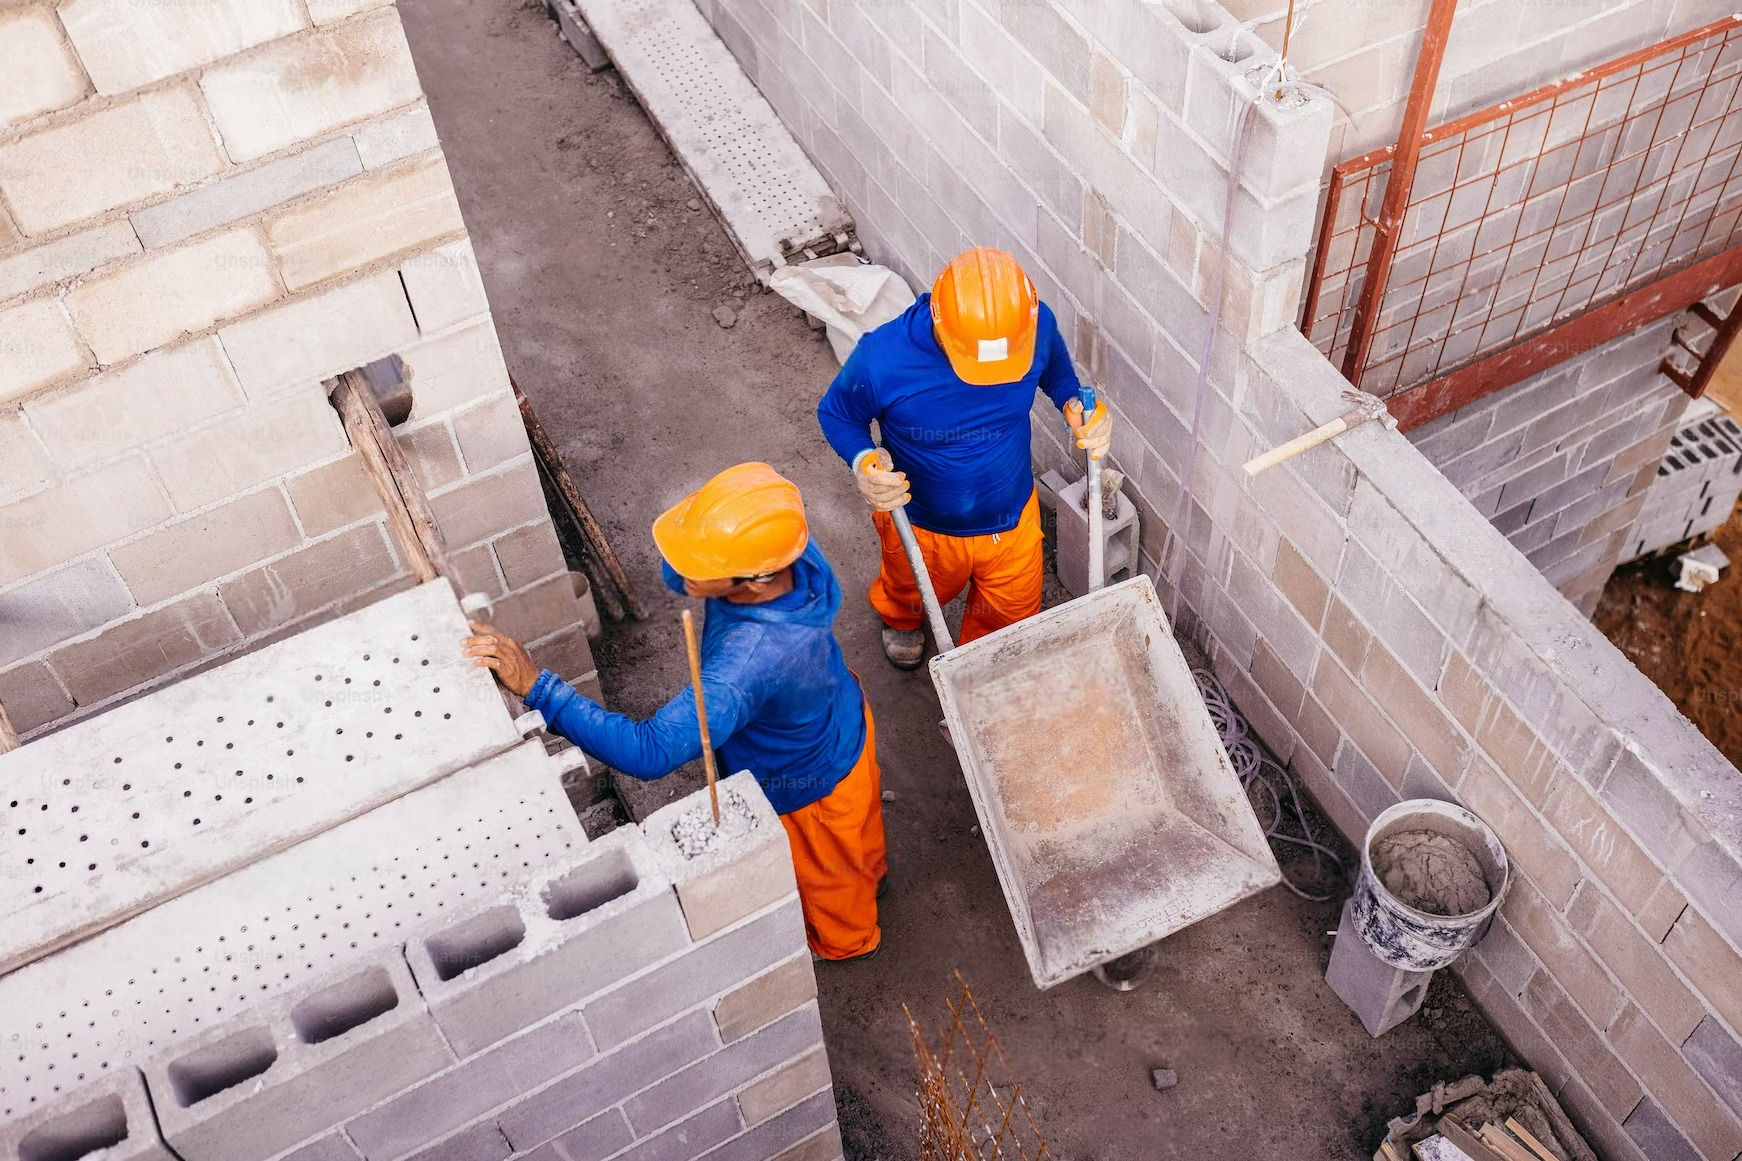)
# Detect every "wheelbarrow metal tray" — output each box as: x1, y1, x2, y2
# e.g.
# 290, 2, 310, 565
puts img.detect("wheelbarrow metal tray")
930, 575, 1281, 989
